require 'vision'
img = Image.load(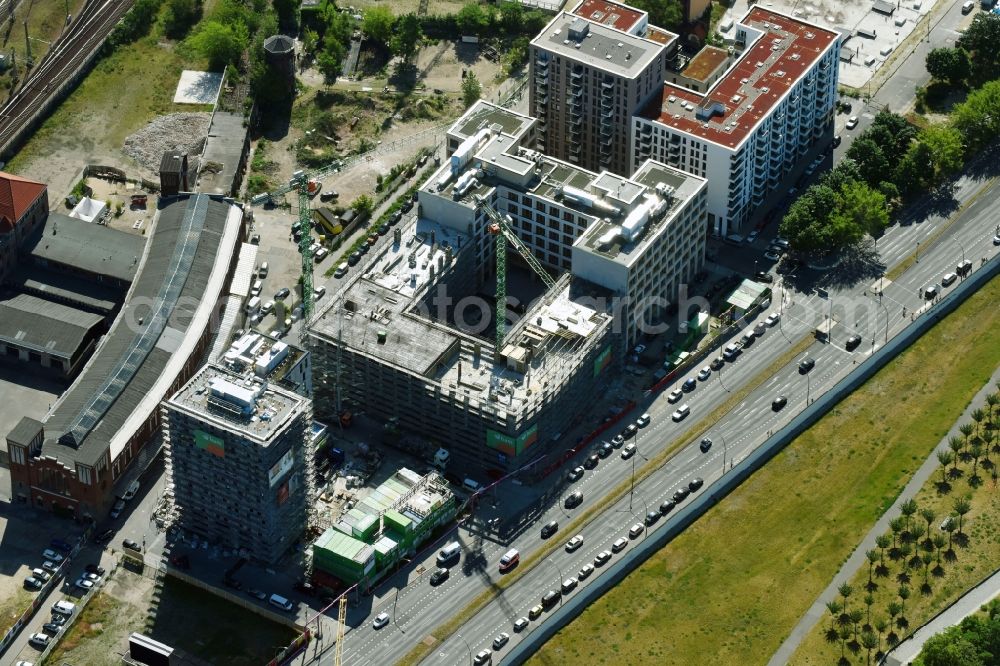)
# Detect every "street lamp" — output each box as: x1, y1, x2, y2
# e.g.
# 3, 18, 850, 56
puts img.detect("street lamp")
806, 371, 811, 406
547, 558, 564, 606
718, 433, 728, 473
456, 633, 473, 666
881, 299, 889, 344
628, 436, 649, 510
954, 237, 966, 269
